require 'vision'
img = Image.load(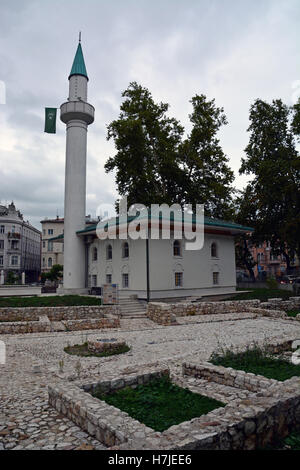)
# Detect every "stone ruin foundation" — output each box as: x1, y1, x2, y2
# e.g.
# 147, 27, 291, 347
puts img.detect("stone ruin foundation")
48, 360, 300, 450
87, 338, 126, 354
